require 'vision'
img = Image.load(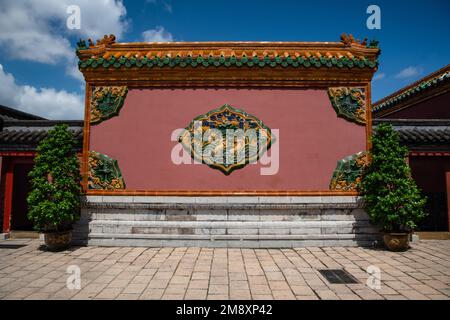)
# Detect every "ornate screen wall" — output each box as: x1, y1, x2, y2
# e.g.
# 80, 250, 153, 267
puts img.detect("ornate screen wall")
77, 34, 380, 196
